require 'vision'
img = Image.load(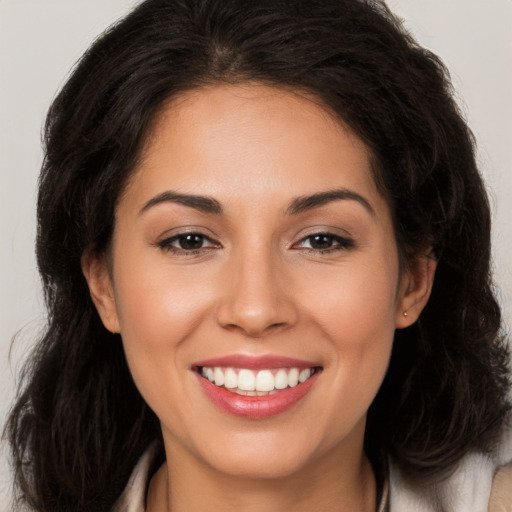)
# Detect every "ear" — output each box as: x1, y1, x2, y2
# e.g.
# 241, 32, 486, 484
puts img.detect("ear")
81, 251, 120, 333
395, 252, 437, 329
